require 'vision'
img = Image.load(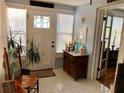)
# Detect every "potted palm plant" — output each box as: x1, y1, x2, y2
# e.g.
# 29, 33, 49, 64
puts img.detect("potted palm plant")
7, 30, 25, 58
27, 39, 40, 66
